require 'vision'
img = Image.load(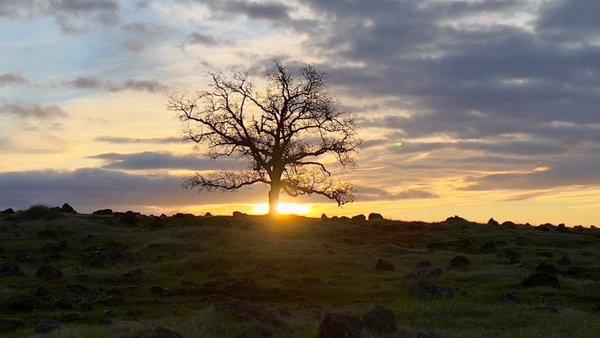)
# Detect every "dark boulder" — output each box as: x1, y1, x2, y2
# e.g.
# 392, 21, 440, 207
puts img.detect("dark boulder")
60, 203, 77, 214
93, 209, 113, 215
338, 216, 350, 222
521, 272, 560, 288
487, 218, 500, 226
536, 262, 559, 274
1, 208, 15, 215
368, 213, 384, 221
479, 242, 496, 253
0, 263, 24, 277
410, 281, 453, 299
319, 313, 362, 338
557, 256, 571, 265
448, 255, 470, 269
37, 229, 57, 239
351, 214, 366, 222
321, 213, 329, 220
500, 249, 521, 264
35, 265, 63, 279
204, 212, 213, 217
232, 211, 247, 217
418, 332, 444, 338
501, 221, 517, 227
35, 320, 61, 334
555, 223, 568, 232
374, 259, 396, 272
445, 215, 467, 223
363, 306, 397, 333
149, 327, 183, 338
499, 291, 520, 304
418, 267, 442, 278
